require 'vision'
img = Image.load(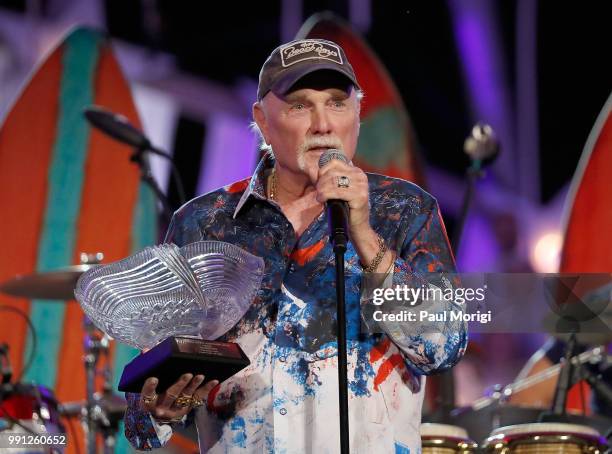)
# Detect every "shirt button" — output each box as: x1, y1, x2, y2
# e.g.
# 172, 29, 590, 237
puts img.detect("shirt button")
289, 264, 295, 273
279, 356, 287, 363
279, 408, 287, 415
